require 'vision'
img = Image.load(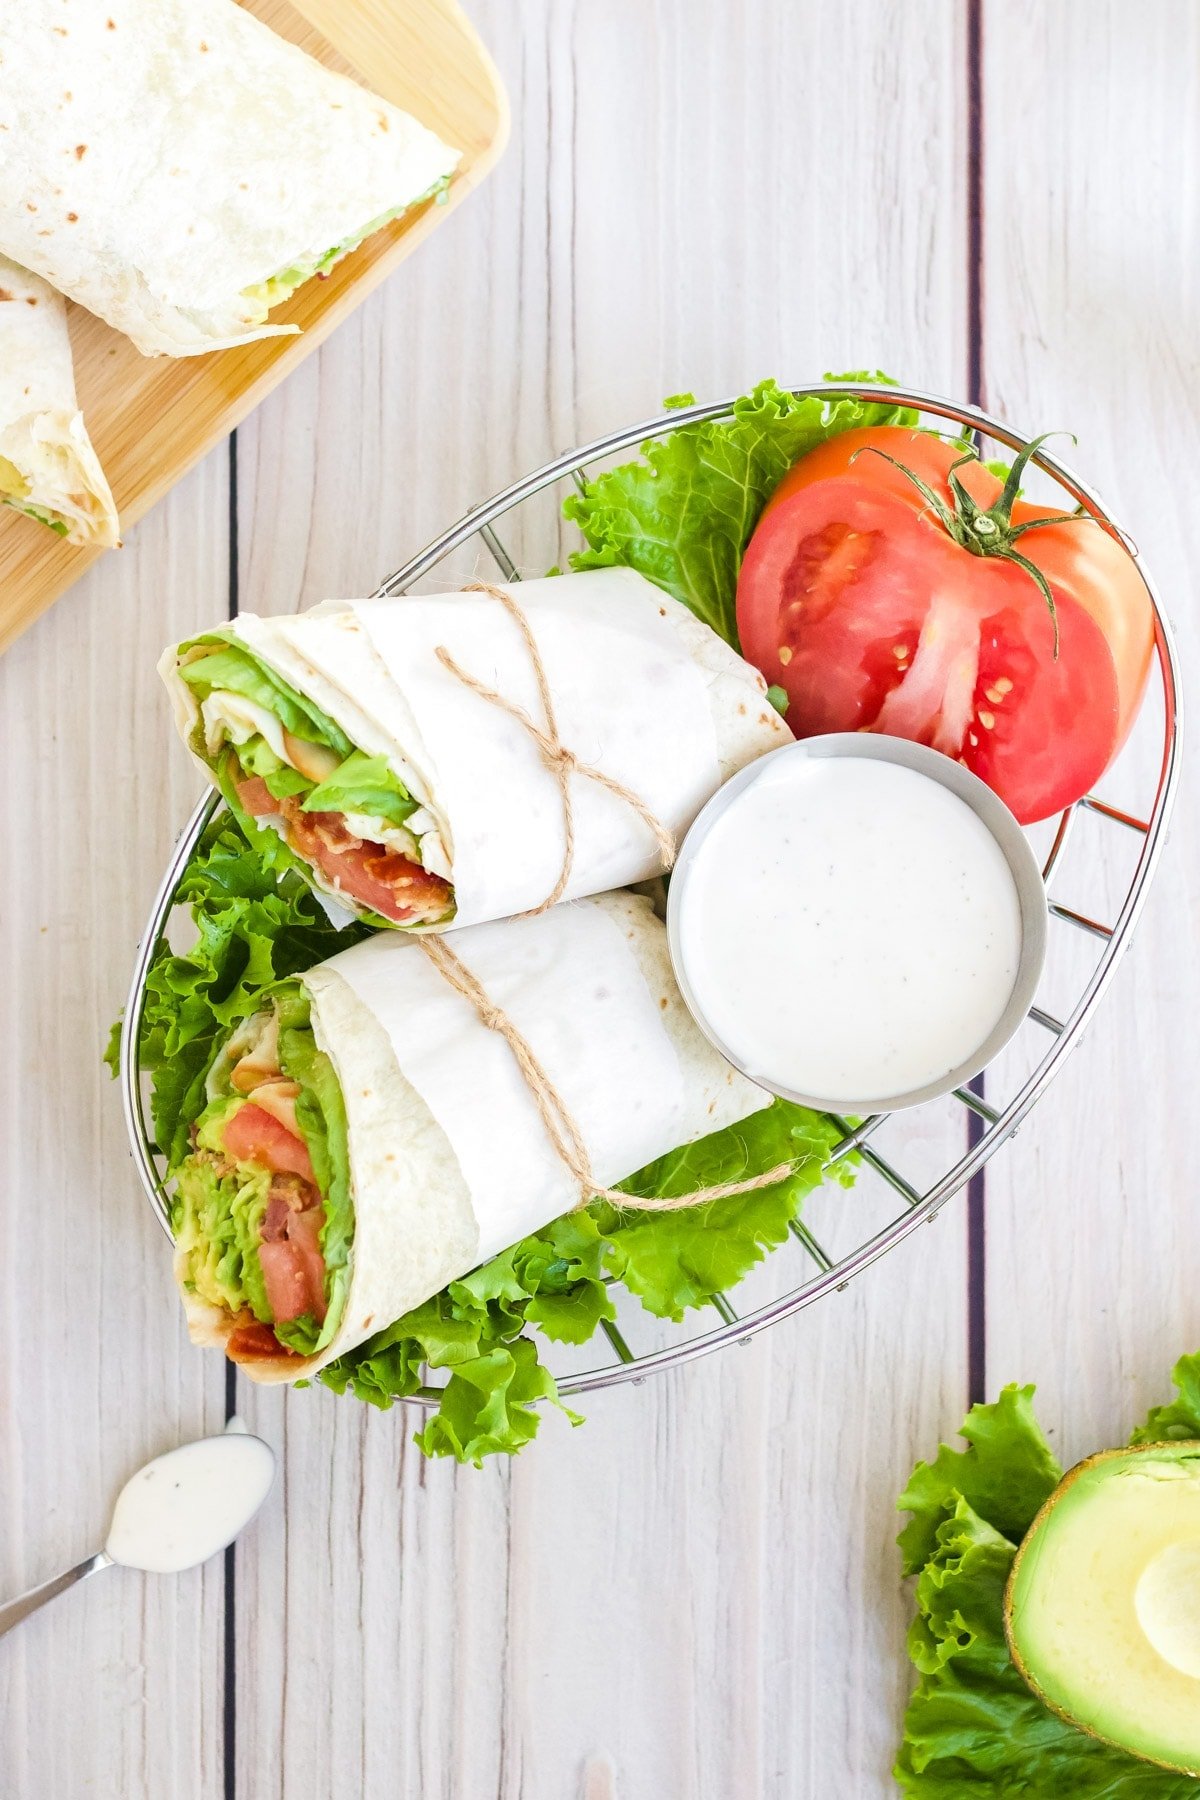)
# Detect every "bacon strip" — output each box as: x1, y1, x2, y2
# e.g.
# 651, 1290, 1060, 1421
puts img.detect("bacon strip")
226, 1318, 299, 1362
236, 772, 451, 924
